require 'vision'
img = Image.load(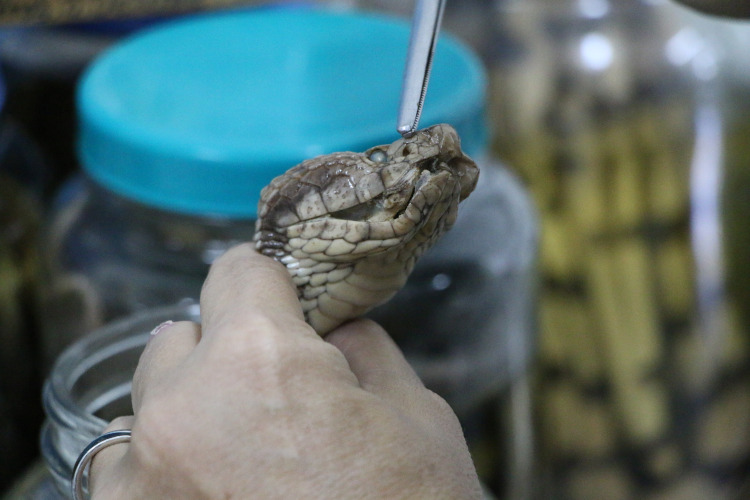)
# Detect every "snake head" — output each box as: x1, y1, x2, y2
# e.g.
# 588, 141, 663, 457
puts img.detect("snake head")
254, 123, 479, 334
256, 123, 478, 251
